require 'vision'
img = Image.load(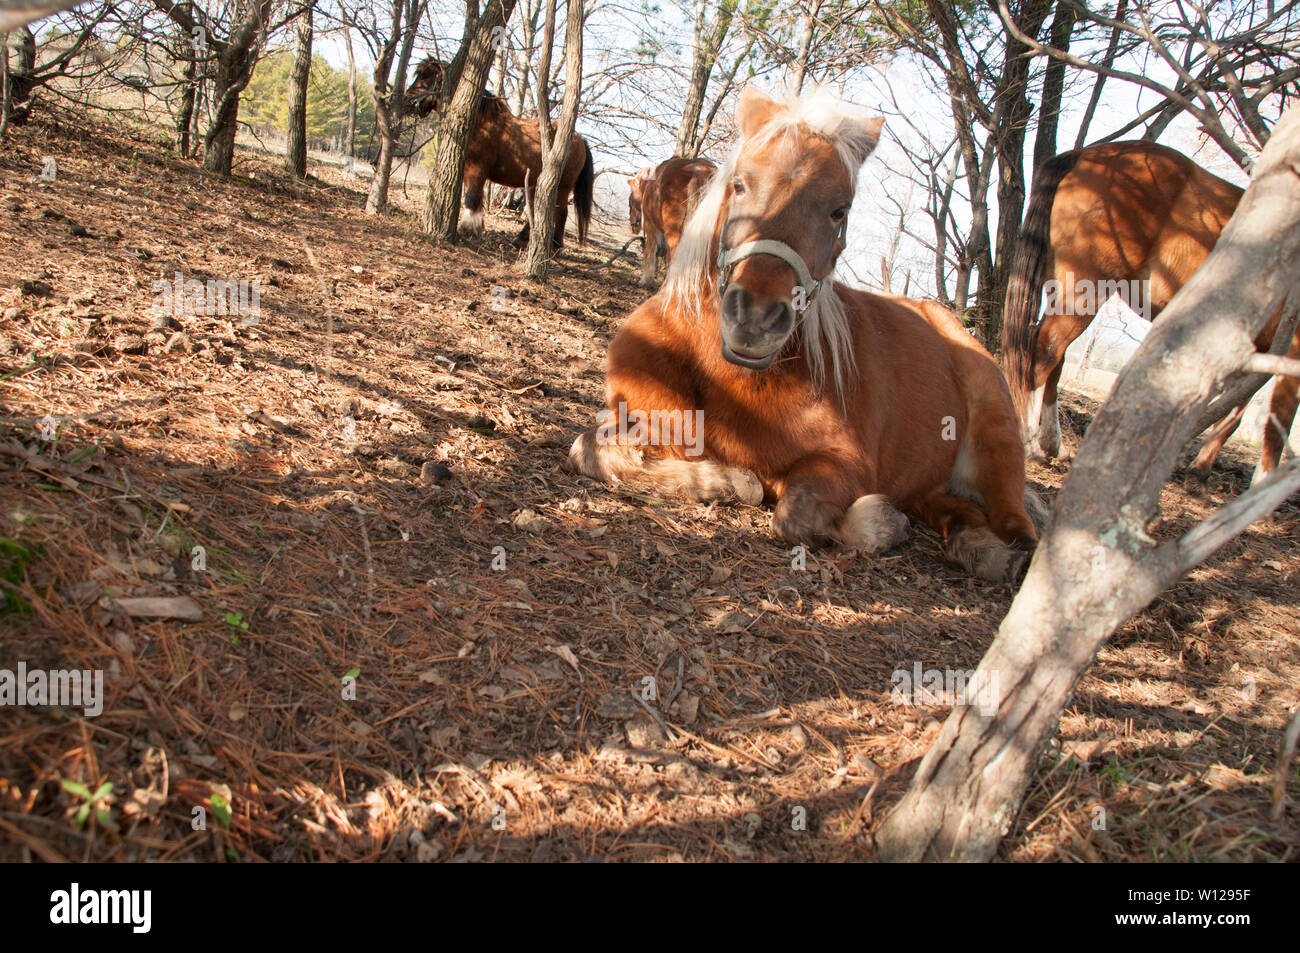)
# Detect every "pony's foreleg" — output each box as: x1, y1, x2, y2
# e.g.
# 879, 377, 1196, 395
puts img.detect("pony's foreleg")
551, 191, 570, 252
461, 167, 487, 235
567, 429, 762, 504
770, 454, 908, 553
638, 221, 662, 288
